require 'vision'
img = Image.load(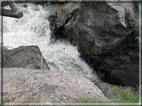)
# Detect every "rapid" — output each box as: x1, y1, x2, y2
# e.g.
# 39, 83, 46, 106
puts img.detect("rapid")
3, 3, 100, 81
